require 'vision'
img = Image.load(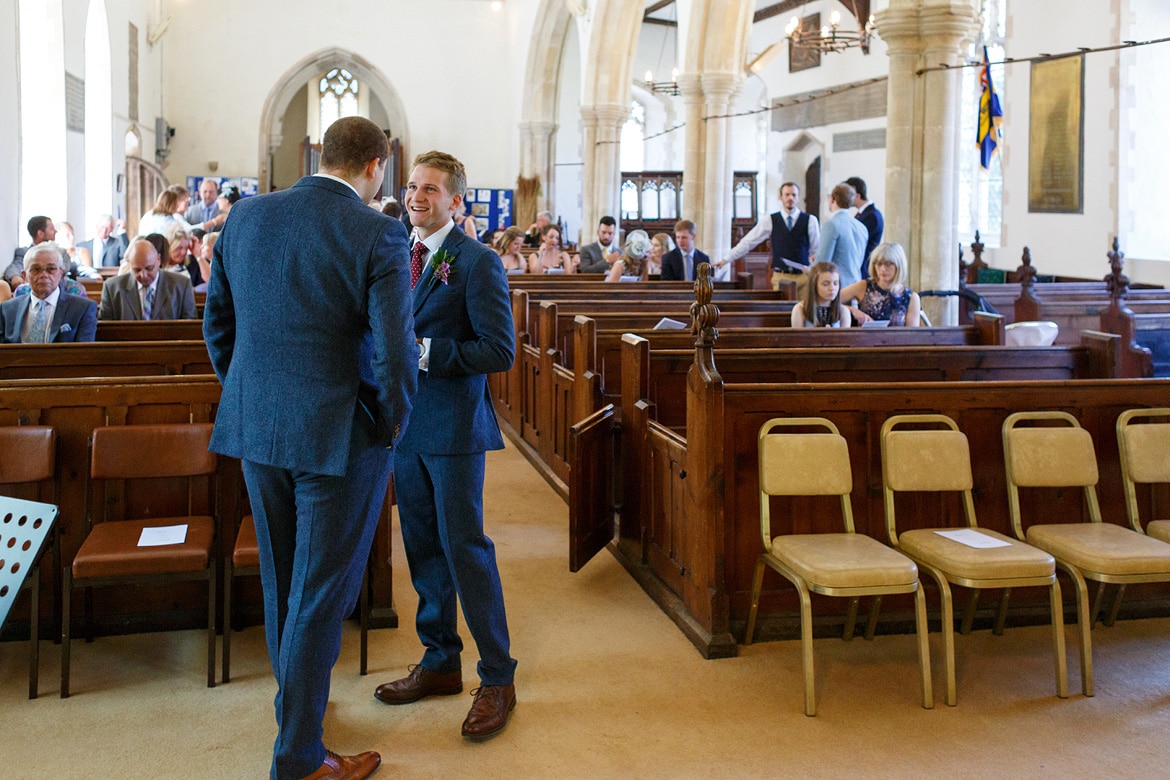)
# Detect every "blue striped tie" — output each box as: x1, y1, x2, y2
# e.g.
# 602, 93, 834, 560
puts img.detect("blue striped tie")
28, 300, 48, 343
144, 285, 155, 320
